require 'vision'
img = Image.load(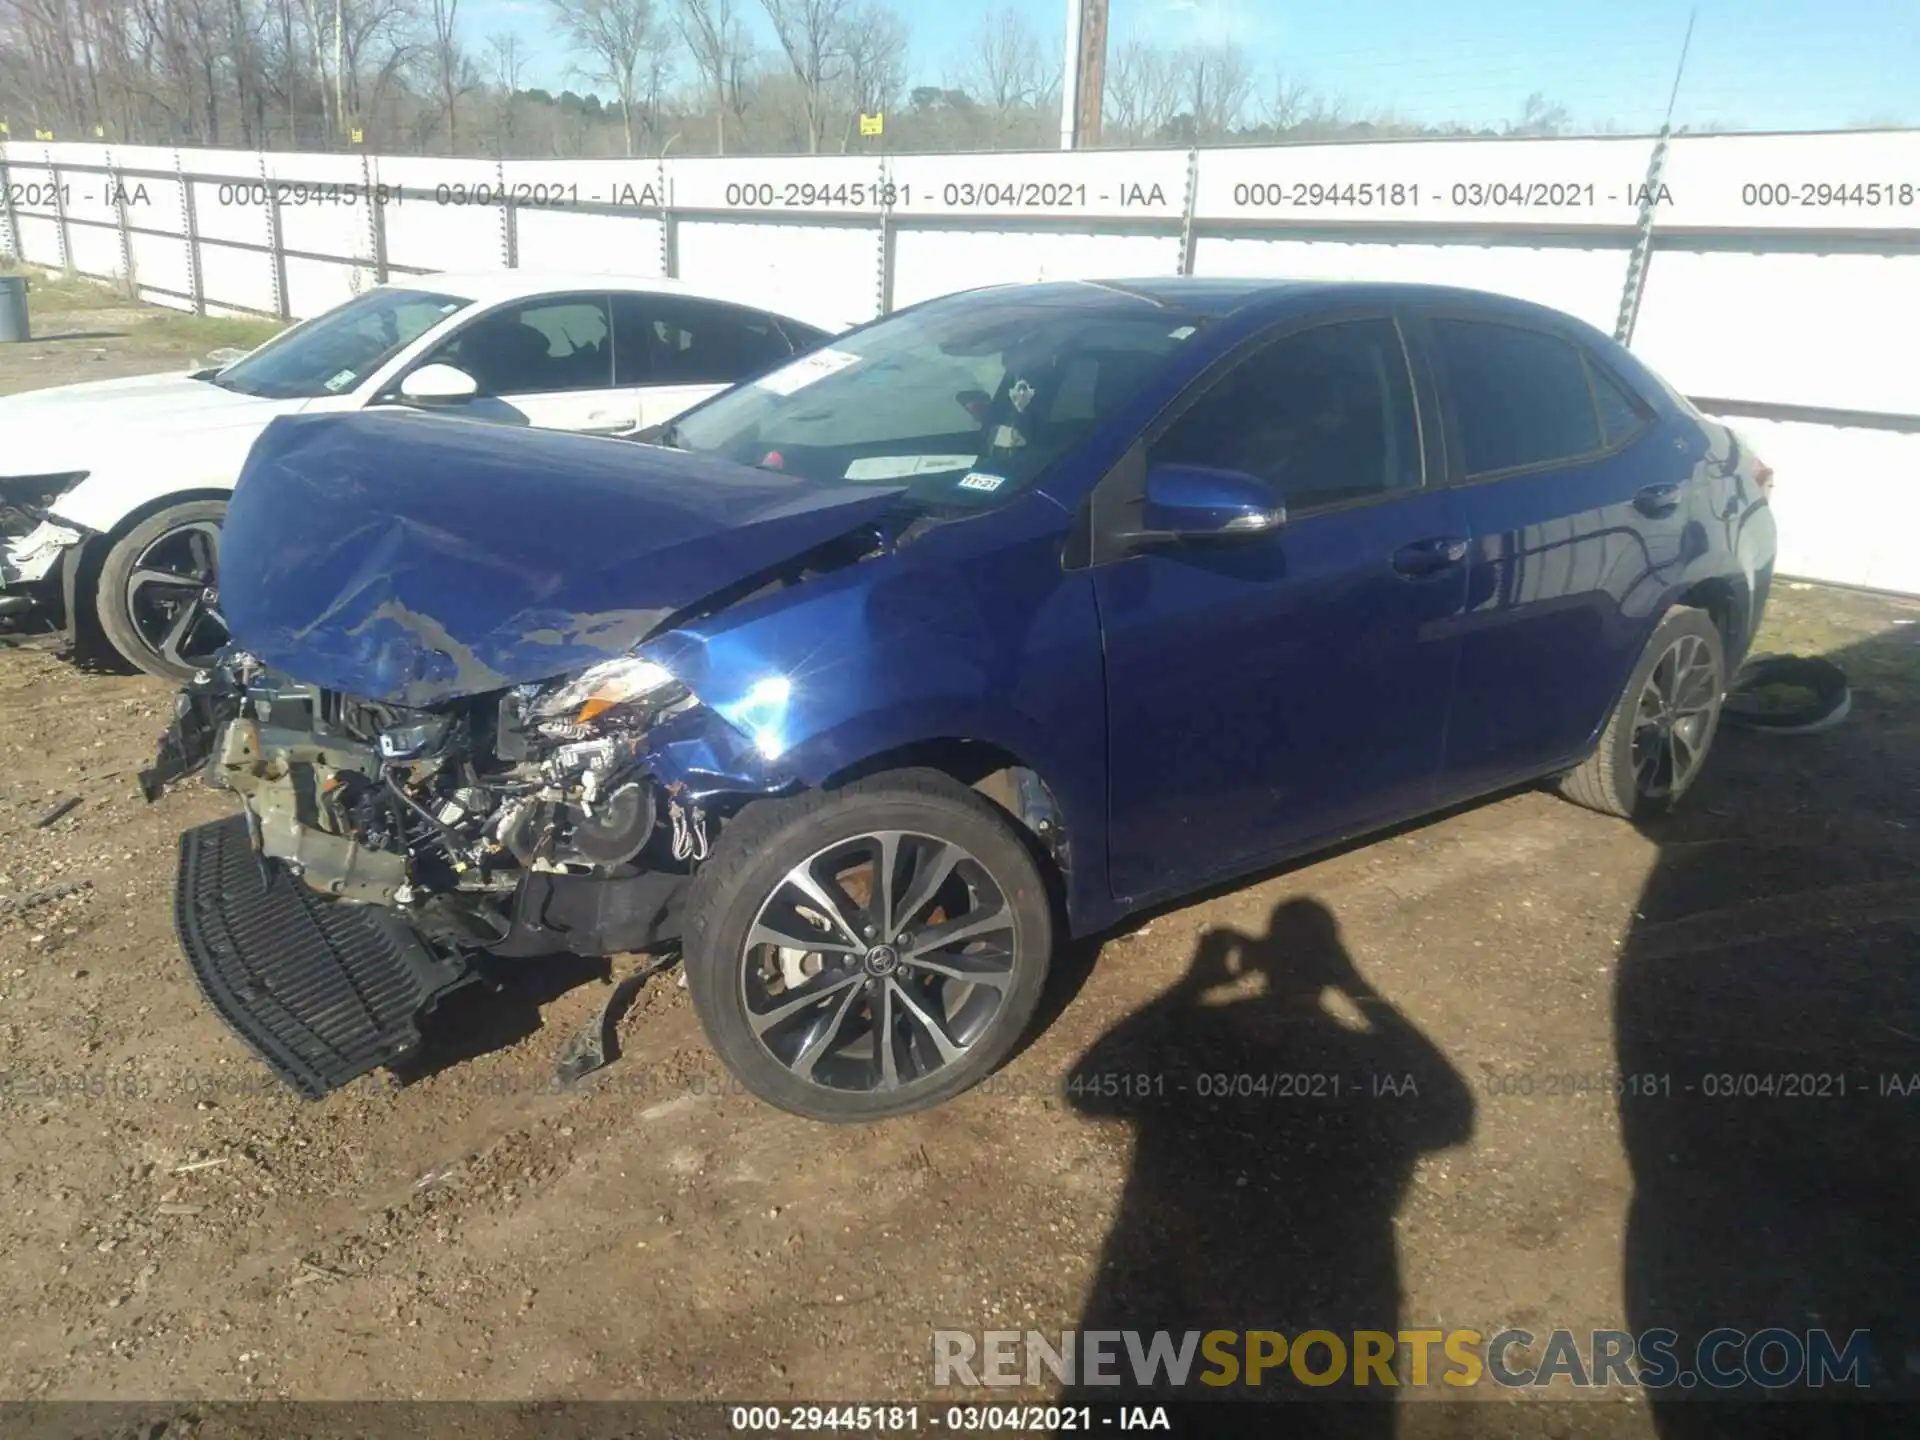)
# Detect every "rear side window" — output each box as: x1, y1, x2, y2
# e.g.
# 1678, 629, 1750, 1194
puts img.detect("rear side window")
613, 294, 795, 386
1589, 358, 1654, 446
1434, 319, 1601, 477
